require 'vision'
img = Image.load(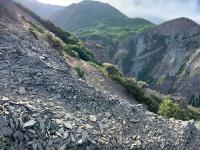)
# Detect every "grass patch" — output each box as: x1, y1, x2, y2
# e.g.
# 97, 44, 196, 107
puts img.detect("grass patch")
29, 28, 38, 40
